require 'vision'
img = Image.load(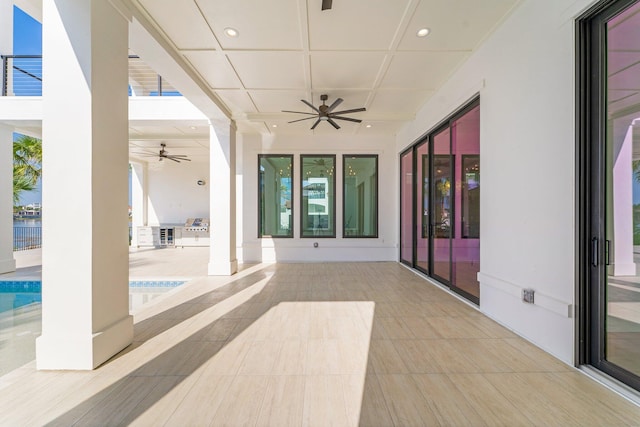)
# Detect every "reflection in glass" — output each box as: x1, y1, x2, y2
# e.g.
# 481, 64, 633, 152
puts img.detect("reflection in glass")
451, 105, 480, 300
401, 150, 413, 264
462, 155, 480, 239
605, 3, 640, 378
301, 155, 335, 237
343, 155, 378, 237
416, 143, 429, 272
259, 155, 293, 237
433, 129, 451, 282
